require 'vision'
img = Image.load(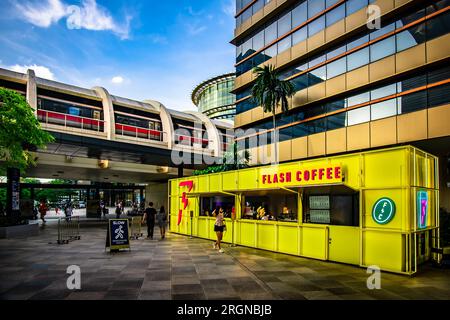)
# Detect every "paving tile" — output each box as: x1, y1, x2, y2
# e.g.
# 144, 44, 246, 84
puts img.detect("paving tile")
1, 223, 449, 301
